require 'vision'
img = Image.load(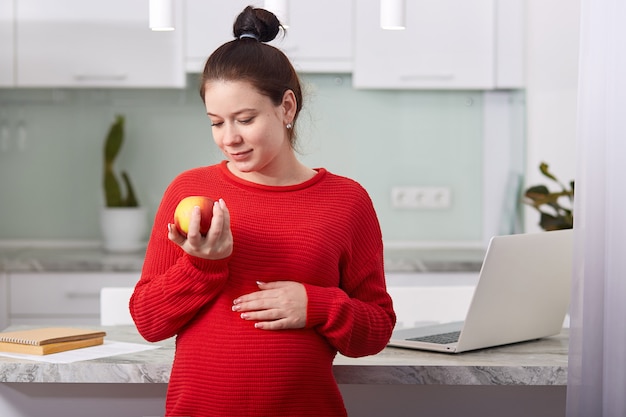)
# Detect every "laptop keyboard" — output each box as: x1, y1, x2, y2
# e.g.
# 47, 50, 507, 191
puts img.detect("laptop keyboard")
408, 331, 461, 345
